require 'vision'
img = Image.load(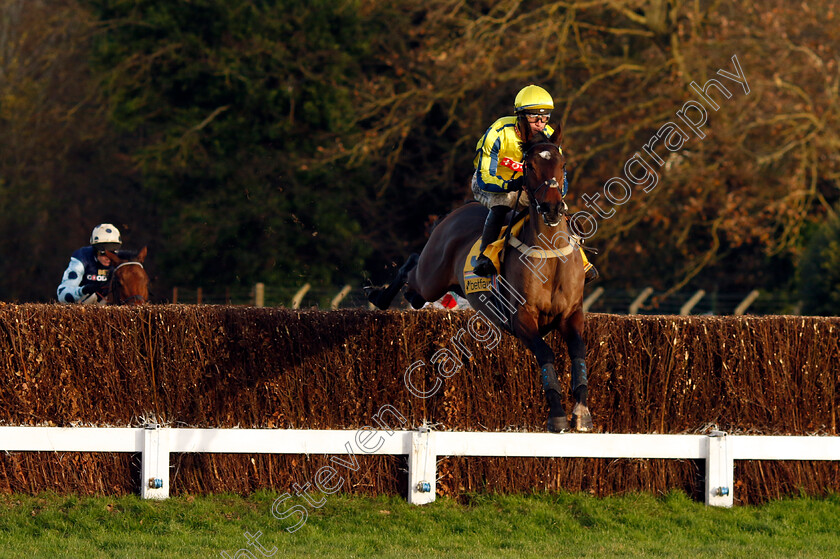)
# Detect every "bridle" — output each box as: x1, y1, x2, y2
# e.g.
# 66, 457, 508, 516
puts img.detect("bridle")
522, 142, 568, 216
110, 261, 148, 305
